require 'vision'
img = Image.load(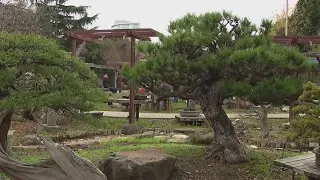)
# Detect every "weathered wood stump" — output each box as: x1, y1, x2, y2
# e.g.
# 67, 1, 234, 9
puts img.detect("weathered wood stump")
0, 111, 108, 180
